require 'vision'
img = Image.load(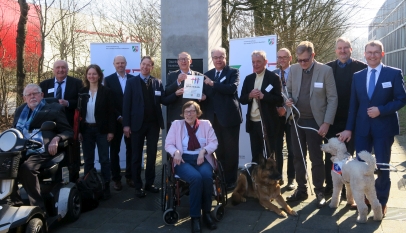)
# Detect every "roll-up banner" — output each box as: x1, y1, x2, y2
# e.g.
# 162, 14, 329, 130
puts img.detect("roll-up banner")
229, 35, 278, 167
